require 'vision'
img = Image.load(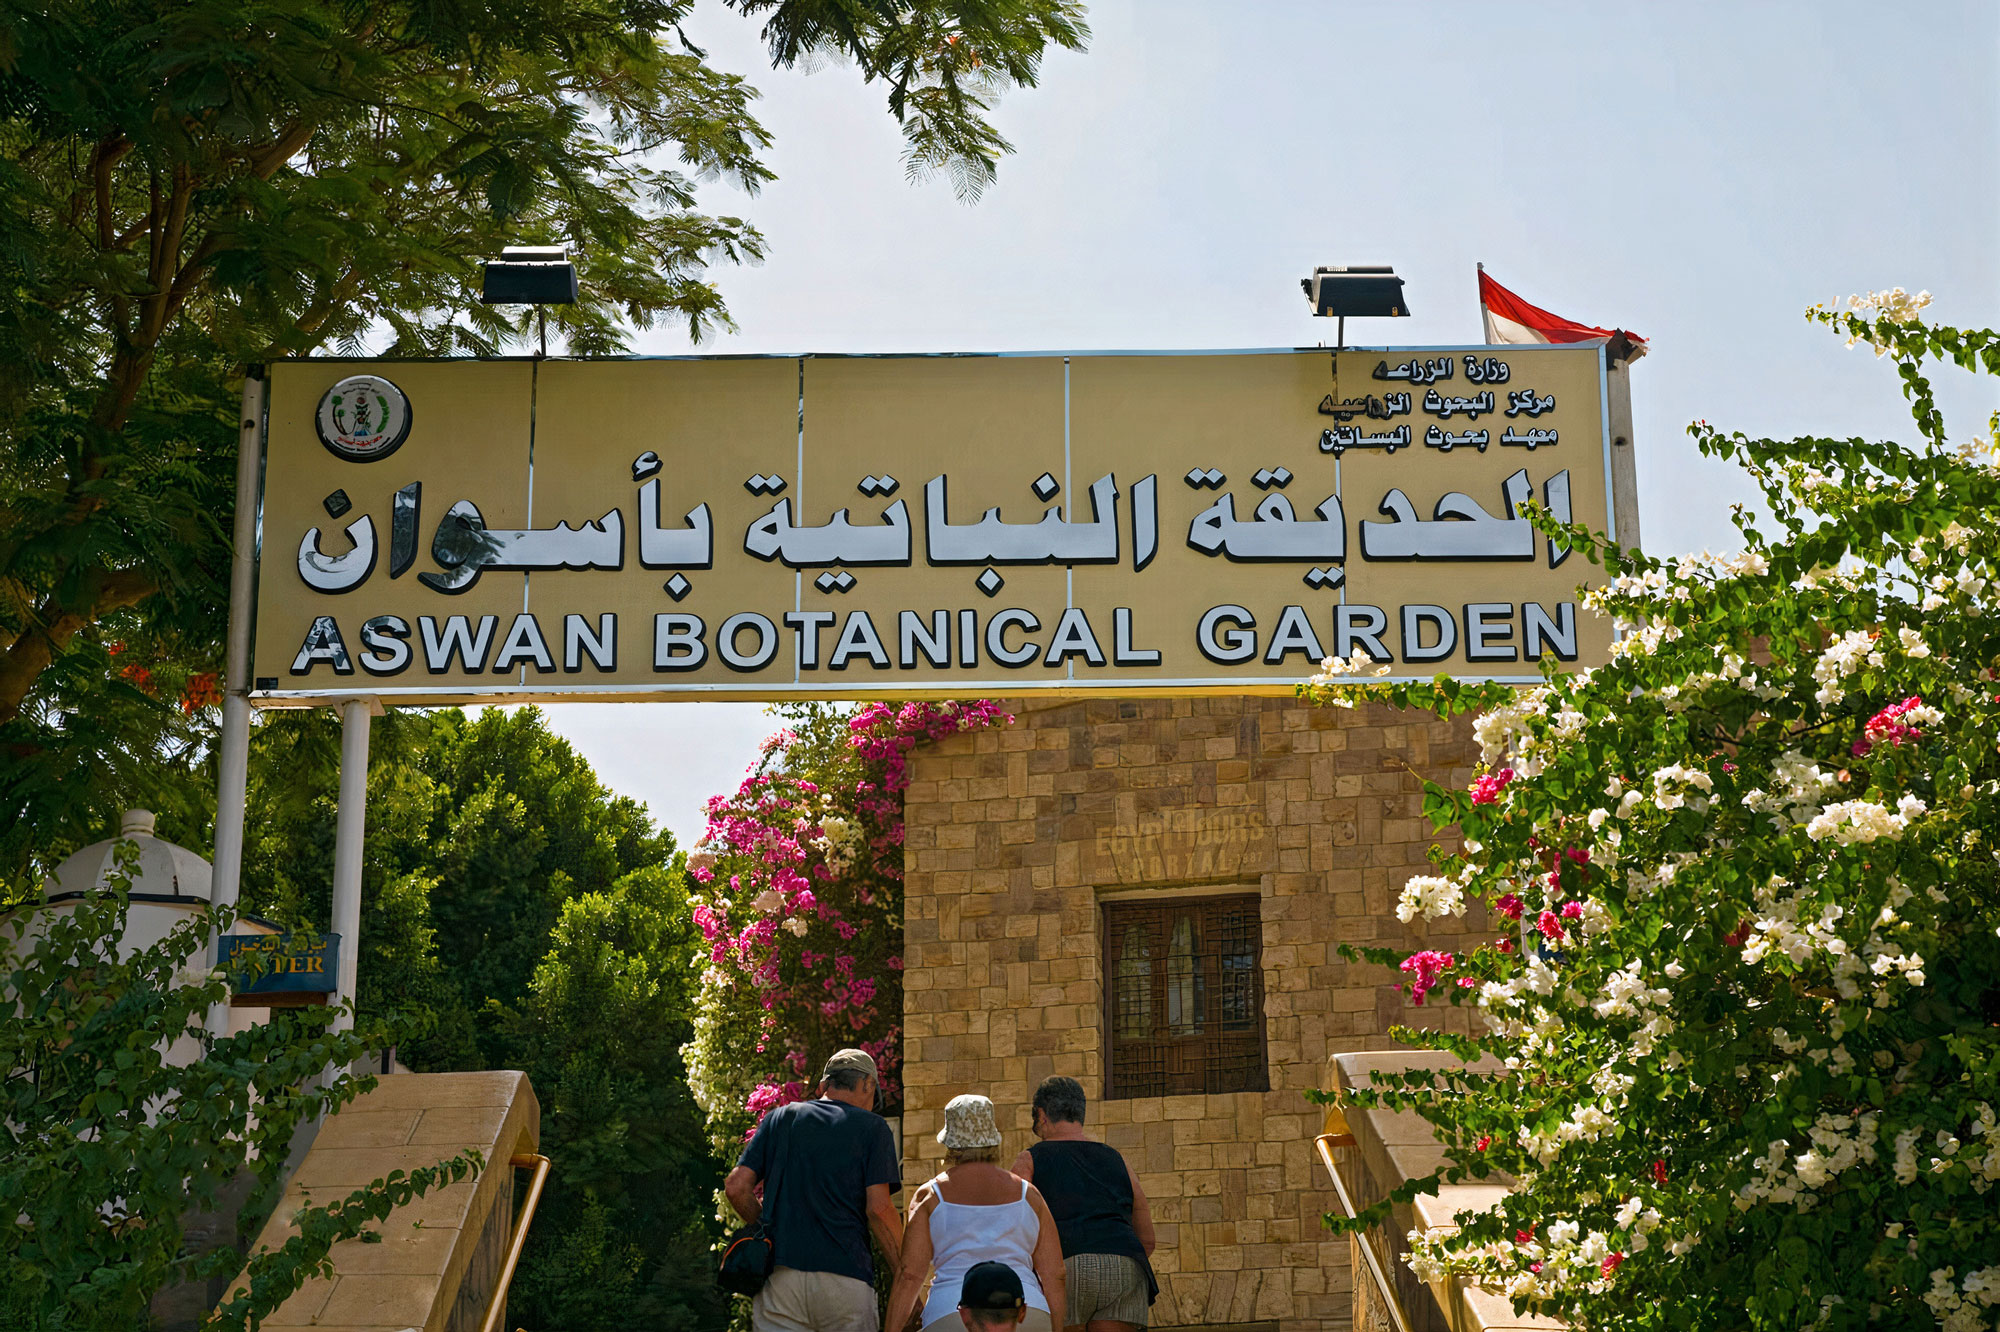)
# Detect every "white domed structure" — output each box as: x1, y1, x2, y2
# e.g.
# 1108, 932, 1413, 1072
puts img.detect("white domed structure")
15, 809, 274, 1040
44, 809, 214, 904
